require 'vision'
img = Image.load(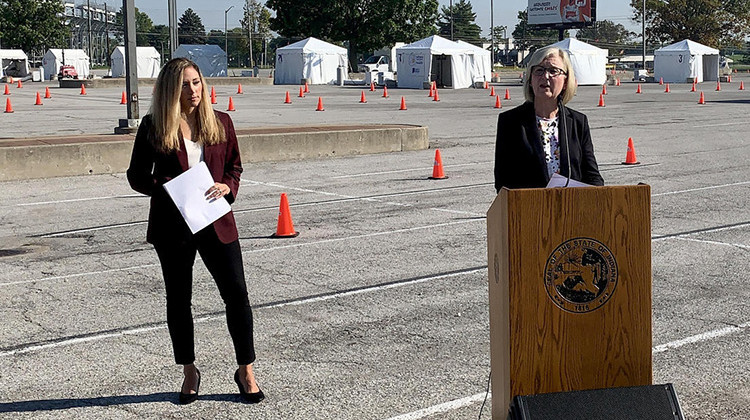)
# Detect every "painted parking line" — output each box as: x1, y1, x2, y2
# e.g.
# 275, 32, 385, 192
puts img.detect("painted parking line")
382, 393, 488, 420
330, 161, 493, 179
